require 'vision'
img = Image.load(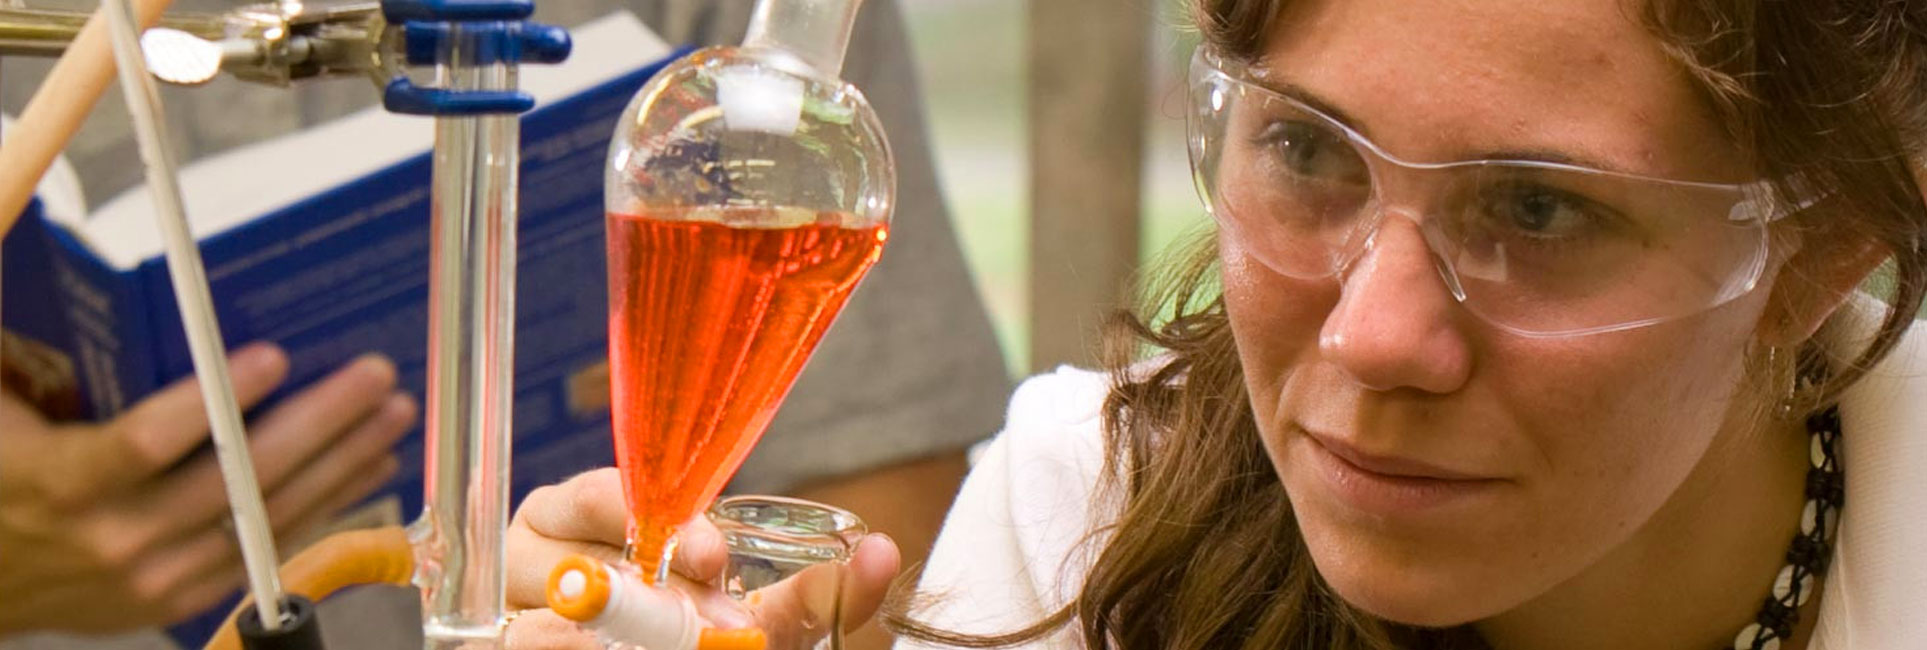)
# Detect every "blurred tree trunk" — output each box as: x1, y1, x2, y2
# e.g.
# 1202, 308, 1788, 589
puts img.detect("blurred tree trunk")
1027, 0, 1150, 372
